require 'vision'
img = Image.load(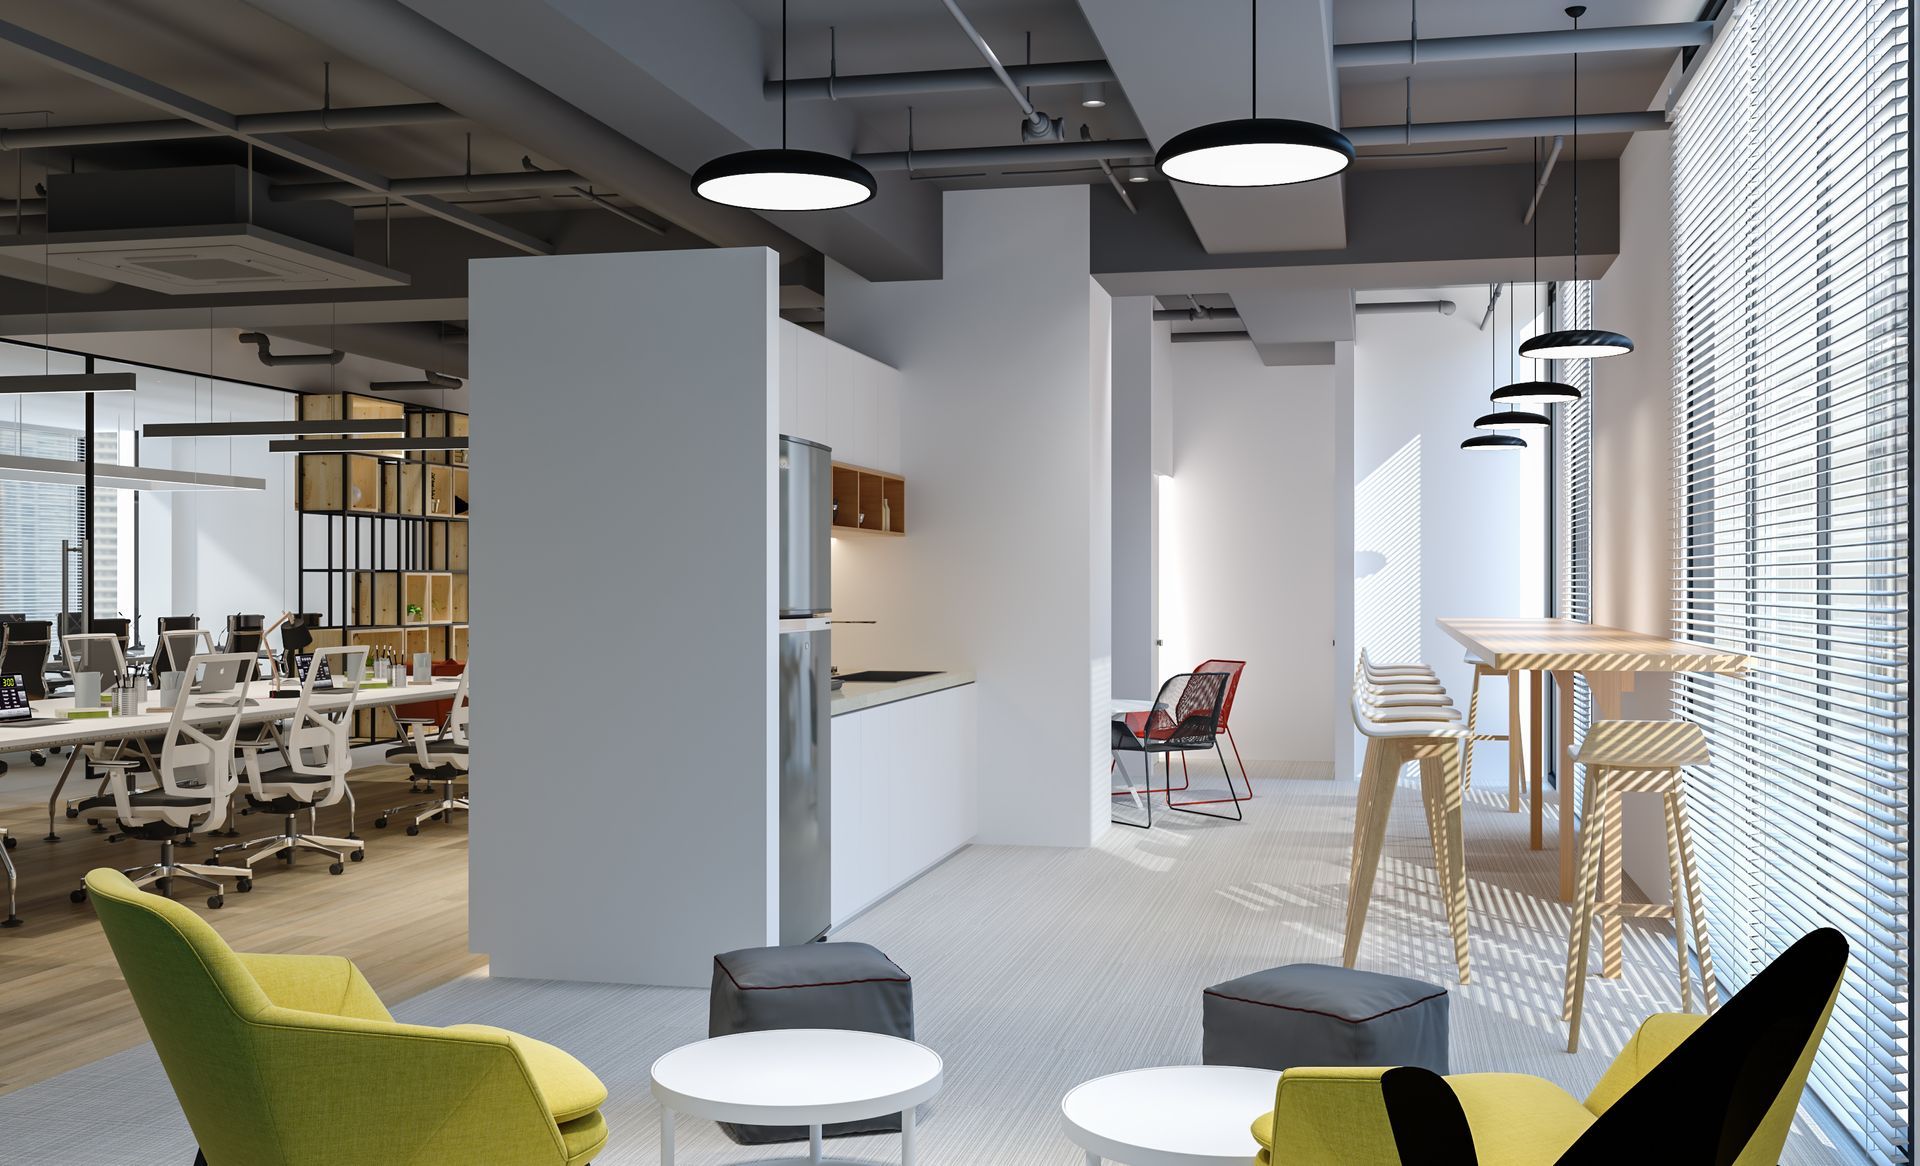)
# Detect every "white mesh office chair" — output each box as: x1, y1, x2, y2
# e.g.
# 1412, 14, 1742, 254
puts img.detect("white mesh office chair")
67, 652, 258, 910
376, 667, 469, 834
60, 631, 152, 829
214, 646, 368, 875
